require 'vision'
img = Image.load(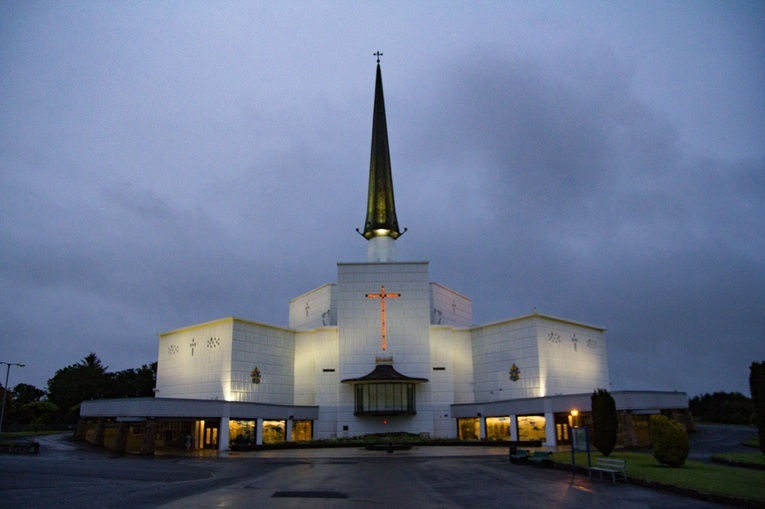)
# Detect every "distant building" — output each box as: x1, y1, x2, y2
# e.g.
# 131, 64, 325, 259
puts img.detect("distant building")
79, 61, 688, 454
